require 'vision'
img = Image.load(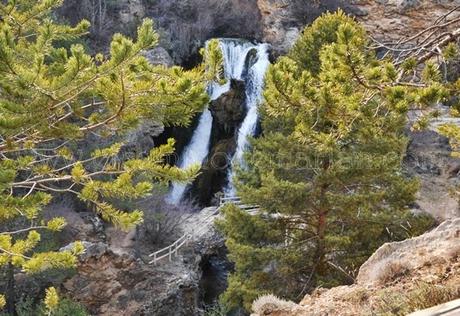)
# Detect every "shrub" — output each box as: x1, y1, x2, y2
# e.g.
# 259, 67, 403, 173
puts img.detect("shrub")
0, 297, 88, 316
204, 303, 228, 316
251, 294, 296, 315
137, 189, 199, 248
